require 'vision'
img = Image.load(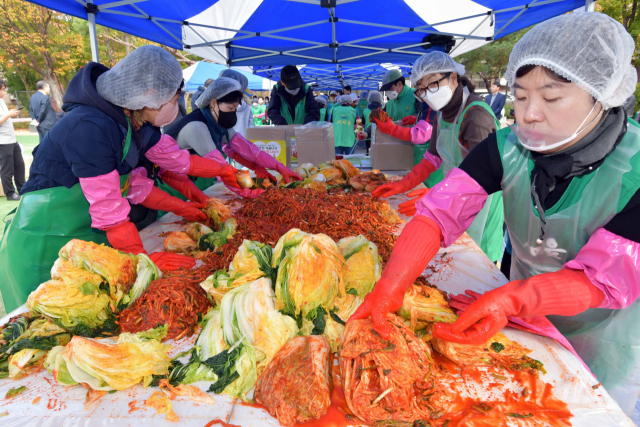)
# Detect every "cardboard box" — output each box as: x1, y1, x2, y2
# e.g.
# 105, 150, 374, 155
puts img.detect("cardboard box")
294, 123, 335, 166
278, 125, 302, 167
245, 127, 287, 165
370, 123, 415, 171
